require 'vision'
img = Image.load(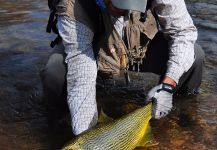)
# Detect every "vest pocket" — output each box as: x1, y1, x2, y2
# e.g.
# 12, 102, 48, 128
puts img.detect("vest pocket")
97, 48, 121, 77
